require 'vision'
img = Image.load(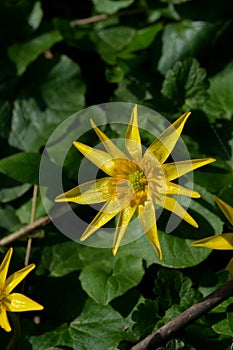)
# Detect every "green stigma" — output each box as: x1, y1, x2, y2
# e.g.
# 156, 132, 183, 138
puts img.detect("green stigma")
128, 170, 146, 192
